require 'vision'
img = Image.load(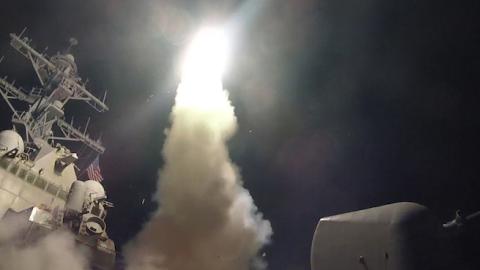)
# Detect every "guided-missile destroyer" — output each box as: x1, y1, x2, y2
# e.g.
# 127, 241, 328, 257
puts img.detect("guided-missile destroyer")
0, 29, 115, 269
